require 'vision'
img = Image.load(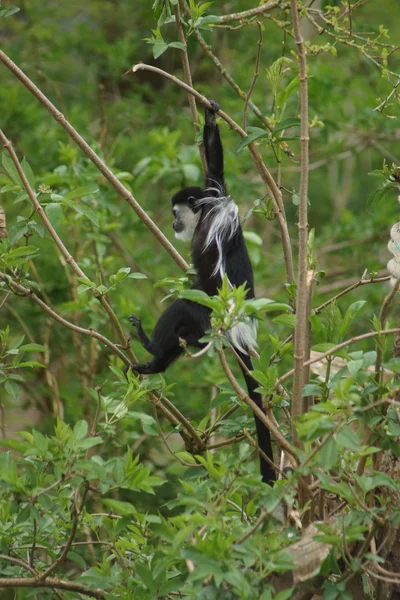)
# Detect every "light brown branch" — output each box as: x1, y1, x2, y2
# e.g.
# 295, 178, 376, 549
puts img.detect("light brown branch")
217, 350, 297, 463
315, 275, 390, 314
234, 509, 268, 544
290, 0, 310, 442
275, 327, 400, 388
218, 1, 282, 23
0, 50, 188, 273
0, 576, 104, 598
128, 62, 294, 284
180, 0, 274, 133
0, 128, 135, 362
0, 273, 130, 365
